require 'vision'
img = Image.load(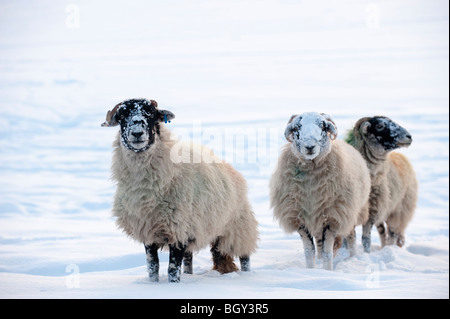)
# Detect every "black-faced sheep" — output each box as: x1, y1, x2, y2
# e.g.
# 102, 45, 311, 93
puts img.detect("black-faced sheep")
101, 98, 258, 282
346, 116, 418, 253
270, 112, 370, 271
